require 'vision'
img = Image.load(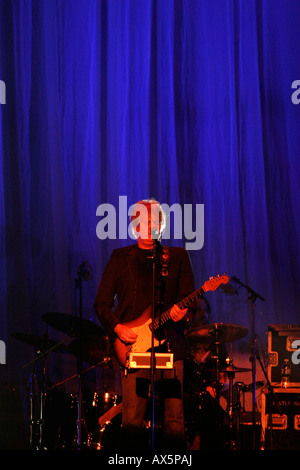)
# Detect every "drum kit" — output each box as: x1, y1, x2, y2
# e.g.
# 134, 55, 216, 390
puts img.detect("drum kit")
13, 312, 119, 451
13, 311, 259, 451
